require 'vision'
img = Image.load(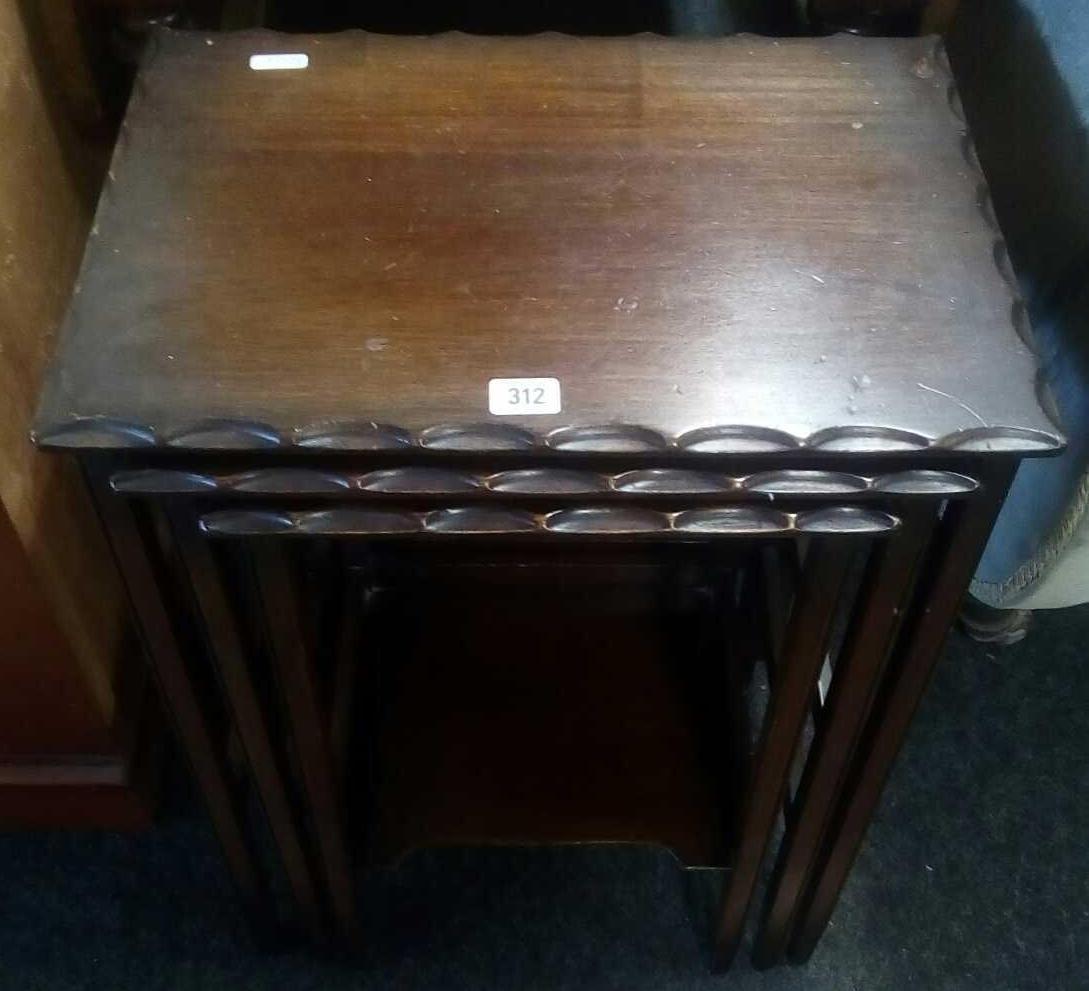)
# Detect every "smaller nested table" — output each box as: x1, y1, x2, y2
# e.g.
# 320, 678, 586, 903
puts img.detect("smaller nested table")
34, 30, 1059, 967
